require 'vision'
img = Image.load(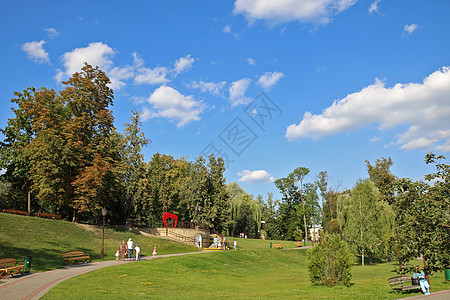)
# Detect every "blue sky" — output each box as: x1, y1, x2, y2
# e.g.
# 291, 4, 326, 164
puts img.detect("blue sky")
1, 0, 450, 200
